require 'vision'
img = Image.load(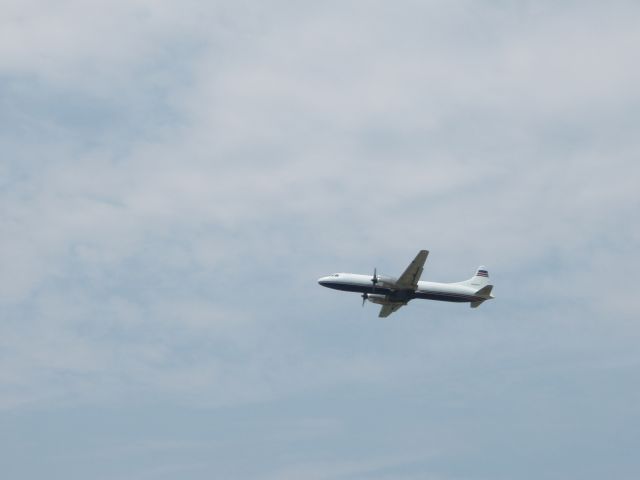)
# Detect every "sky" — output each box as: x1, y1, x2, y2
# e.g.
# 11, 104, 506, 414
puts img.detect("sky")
1, 1, 640, 478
